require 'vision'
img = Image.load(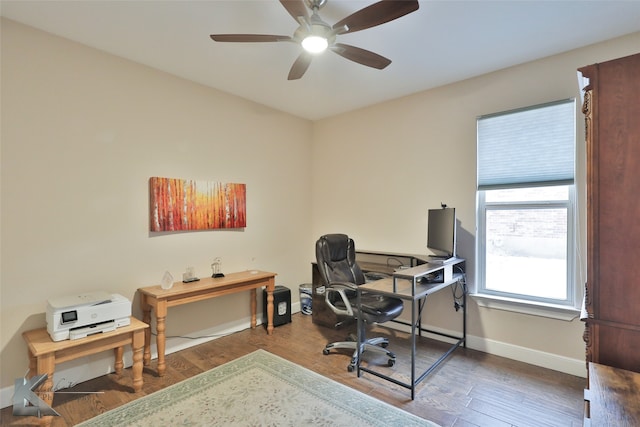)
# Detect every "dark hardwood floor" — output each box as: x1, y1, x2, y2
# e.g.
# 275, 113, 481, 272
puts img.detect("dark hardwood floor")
1, 313, 585, 426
